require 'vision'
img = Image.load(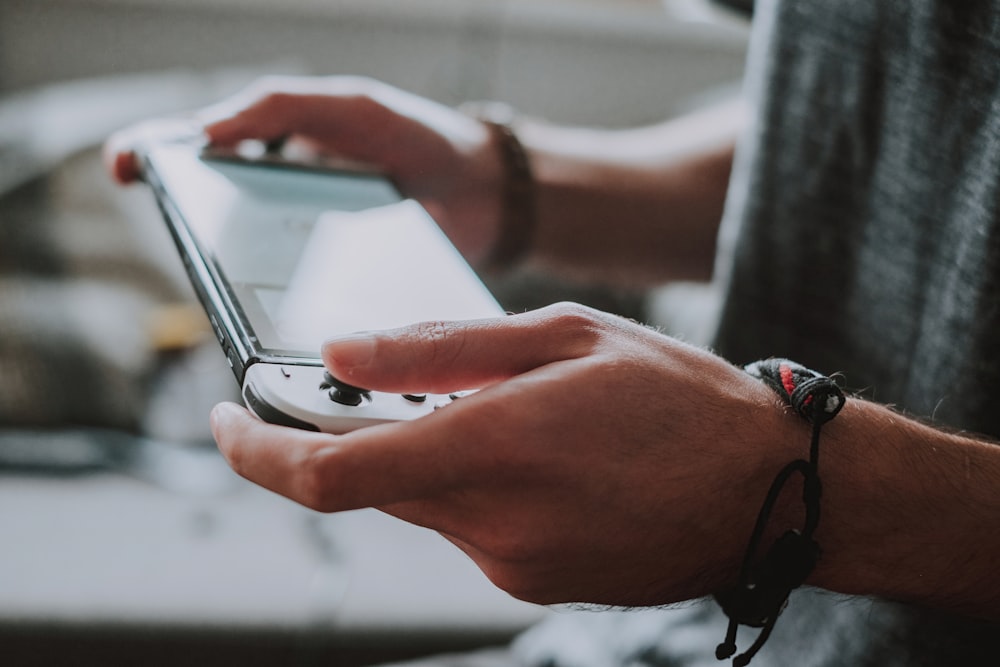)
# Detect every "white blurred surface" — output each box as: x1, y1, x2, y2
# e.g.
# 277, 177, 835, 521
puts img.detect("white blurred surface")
0, 462, 545, 634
